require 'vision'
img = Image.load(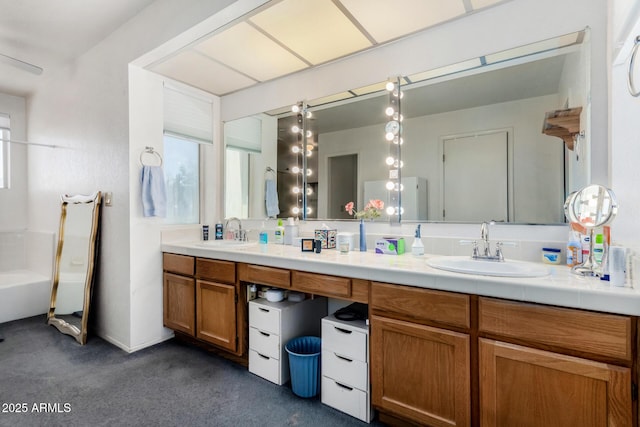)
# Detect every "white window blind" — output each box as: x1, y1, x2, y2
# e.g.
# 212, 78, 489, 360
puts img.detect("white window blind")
224, 116, 262, 152
164, 86, 213, 144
